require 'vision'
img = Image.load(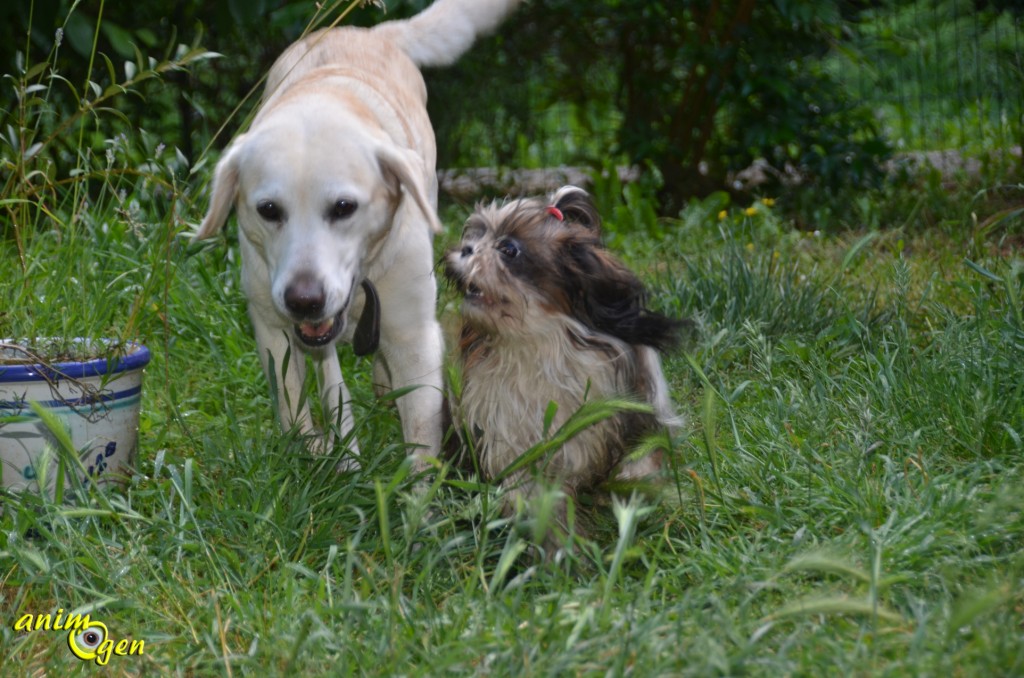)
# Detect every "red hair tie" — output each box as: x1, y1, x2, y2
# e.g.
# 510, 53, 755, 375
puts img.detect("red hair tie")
546, 206, 564, 221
